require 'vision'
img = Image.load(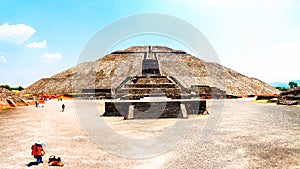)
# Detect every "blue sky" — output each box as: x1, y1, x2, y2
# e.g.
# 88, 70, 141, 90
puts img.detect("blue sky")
0, 0, 299, 87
